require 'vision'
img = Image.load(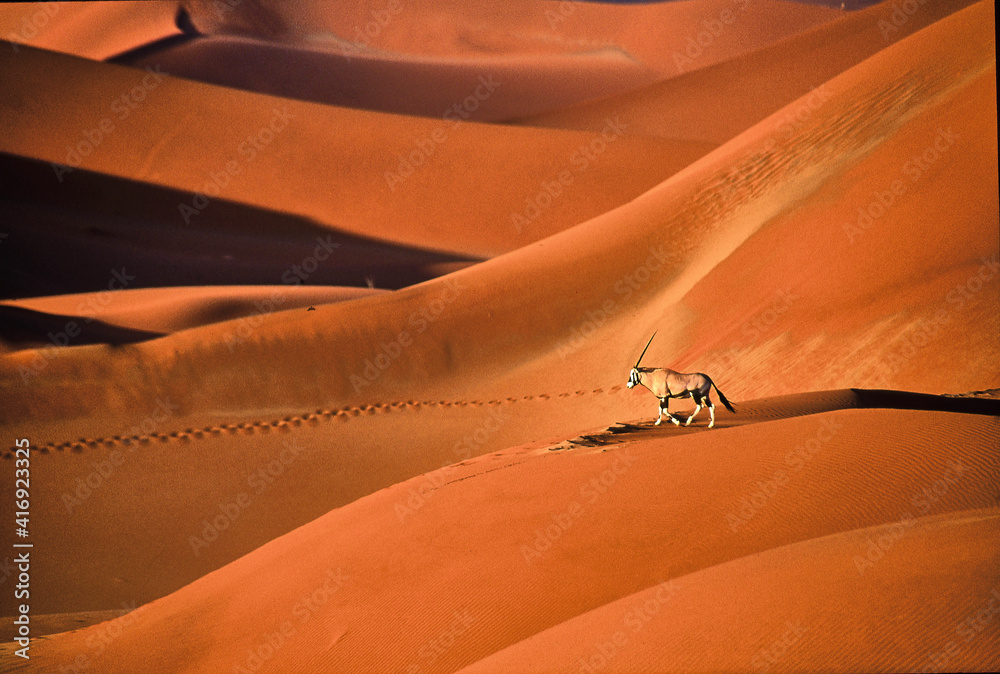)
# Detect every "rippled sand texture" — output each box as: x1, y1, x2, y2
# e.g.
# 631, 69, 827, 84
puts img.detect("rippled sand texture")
0, 0, 997, 672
